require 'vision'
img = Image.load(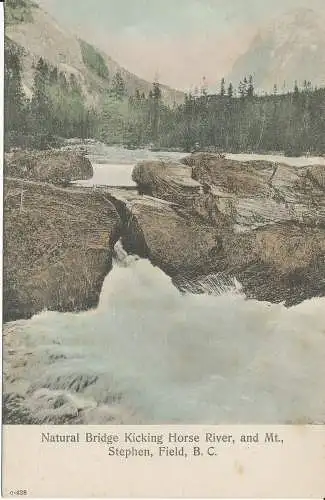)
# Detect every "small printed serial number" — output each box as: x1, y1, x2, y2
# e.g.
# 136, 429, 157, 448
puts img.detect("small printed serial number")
9, 490, 28, 496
